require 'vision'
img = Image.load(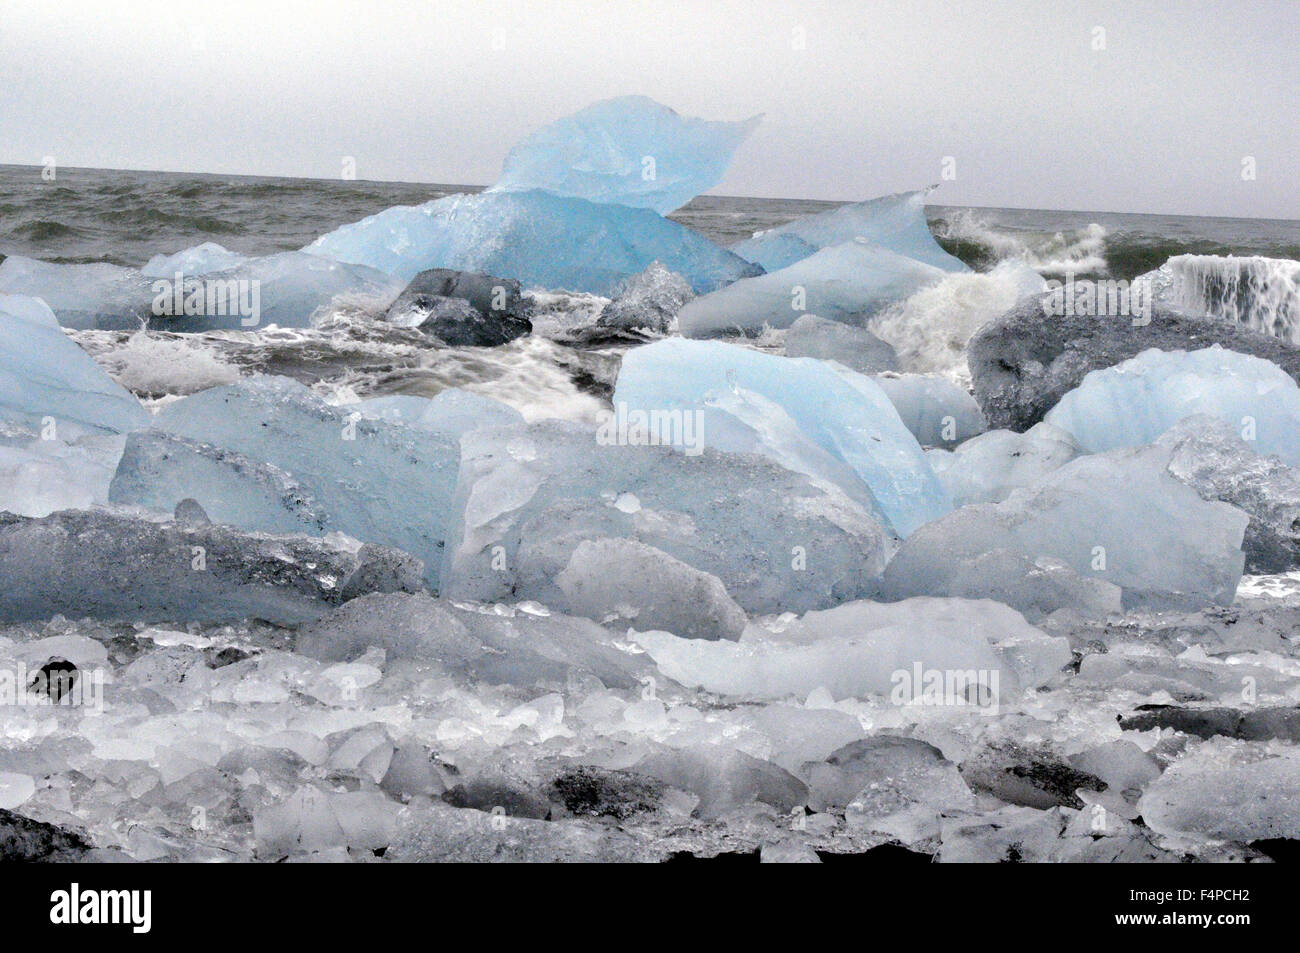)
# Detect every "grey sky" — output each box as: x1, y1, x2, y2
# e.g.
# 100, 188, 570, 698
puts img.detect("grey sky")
2, 0, 1295, 218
